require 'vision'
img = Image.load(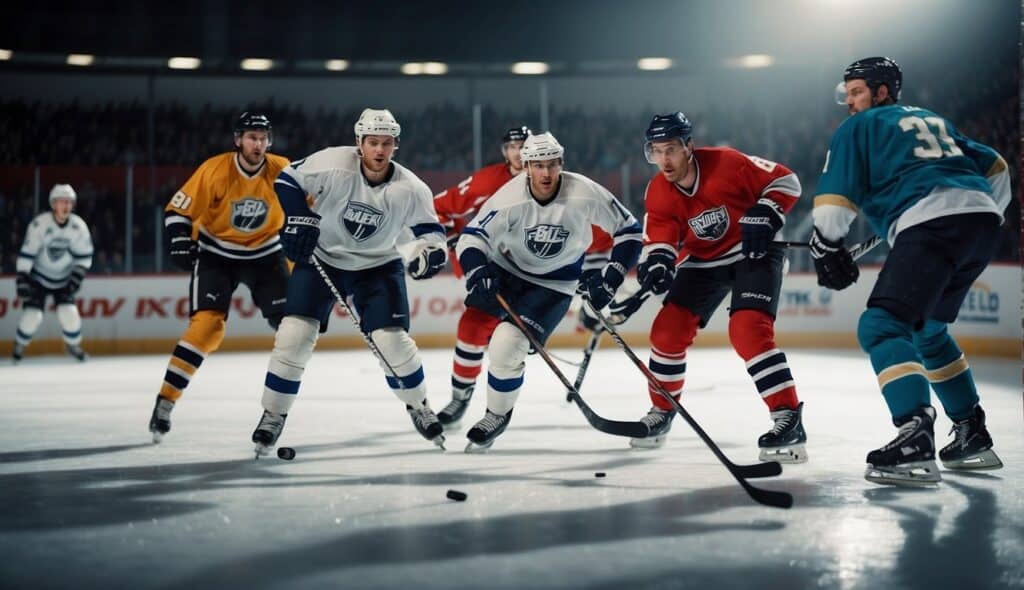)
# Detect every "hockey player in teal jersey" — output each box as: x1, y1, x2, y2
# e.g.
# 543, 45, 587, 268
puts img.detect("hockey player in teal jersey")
811, 57, 1010, 487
